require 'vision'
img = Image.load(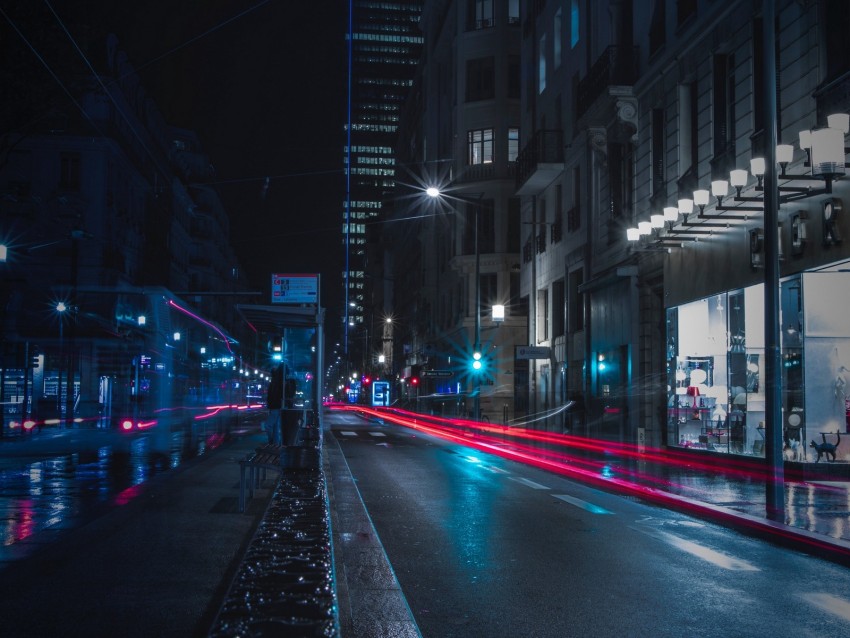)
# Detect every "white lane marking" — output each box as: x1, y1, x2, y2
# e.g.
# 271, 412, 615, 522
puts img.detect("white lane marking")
554, 494, 613, 515
340, 431, 358, 437
636, 528, 759, 571
369, 431, 387, 437
482, 465, 510, 475
802, 593, 850, 623
509, 477, 550, 490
